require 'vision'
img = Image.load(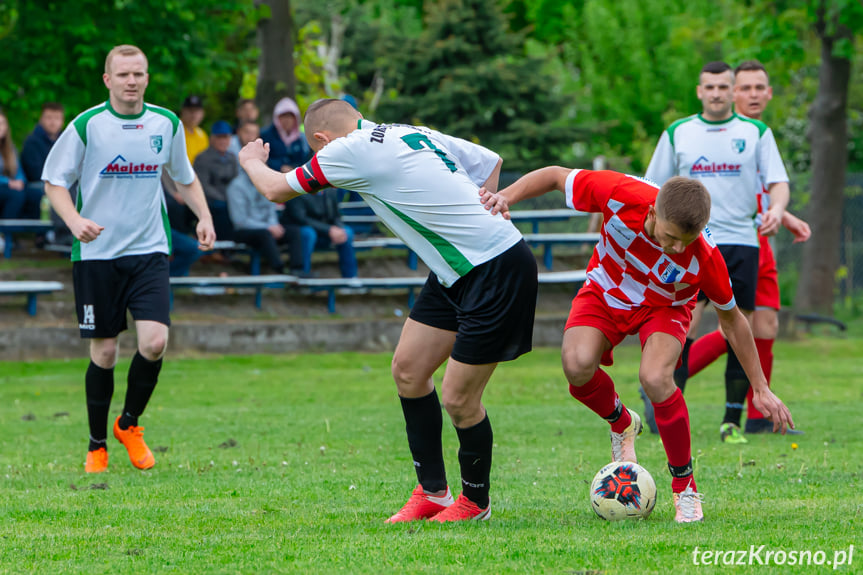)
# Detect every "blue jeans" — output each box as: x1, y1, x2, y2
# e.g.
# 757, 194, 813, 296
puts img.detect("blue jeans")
0, 183, 25, 218
20, 182, 45, 220
300, 225, 358, 278
169, 229, 203, 276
